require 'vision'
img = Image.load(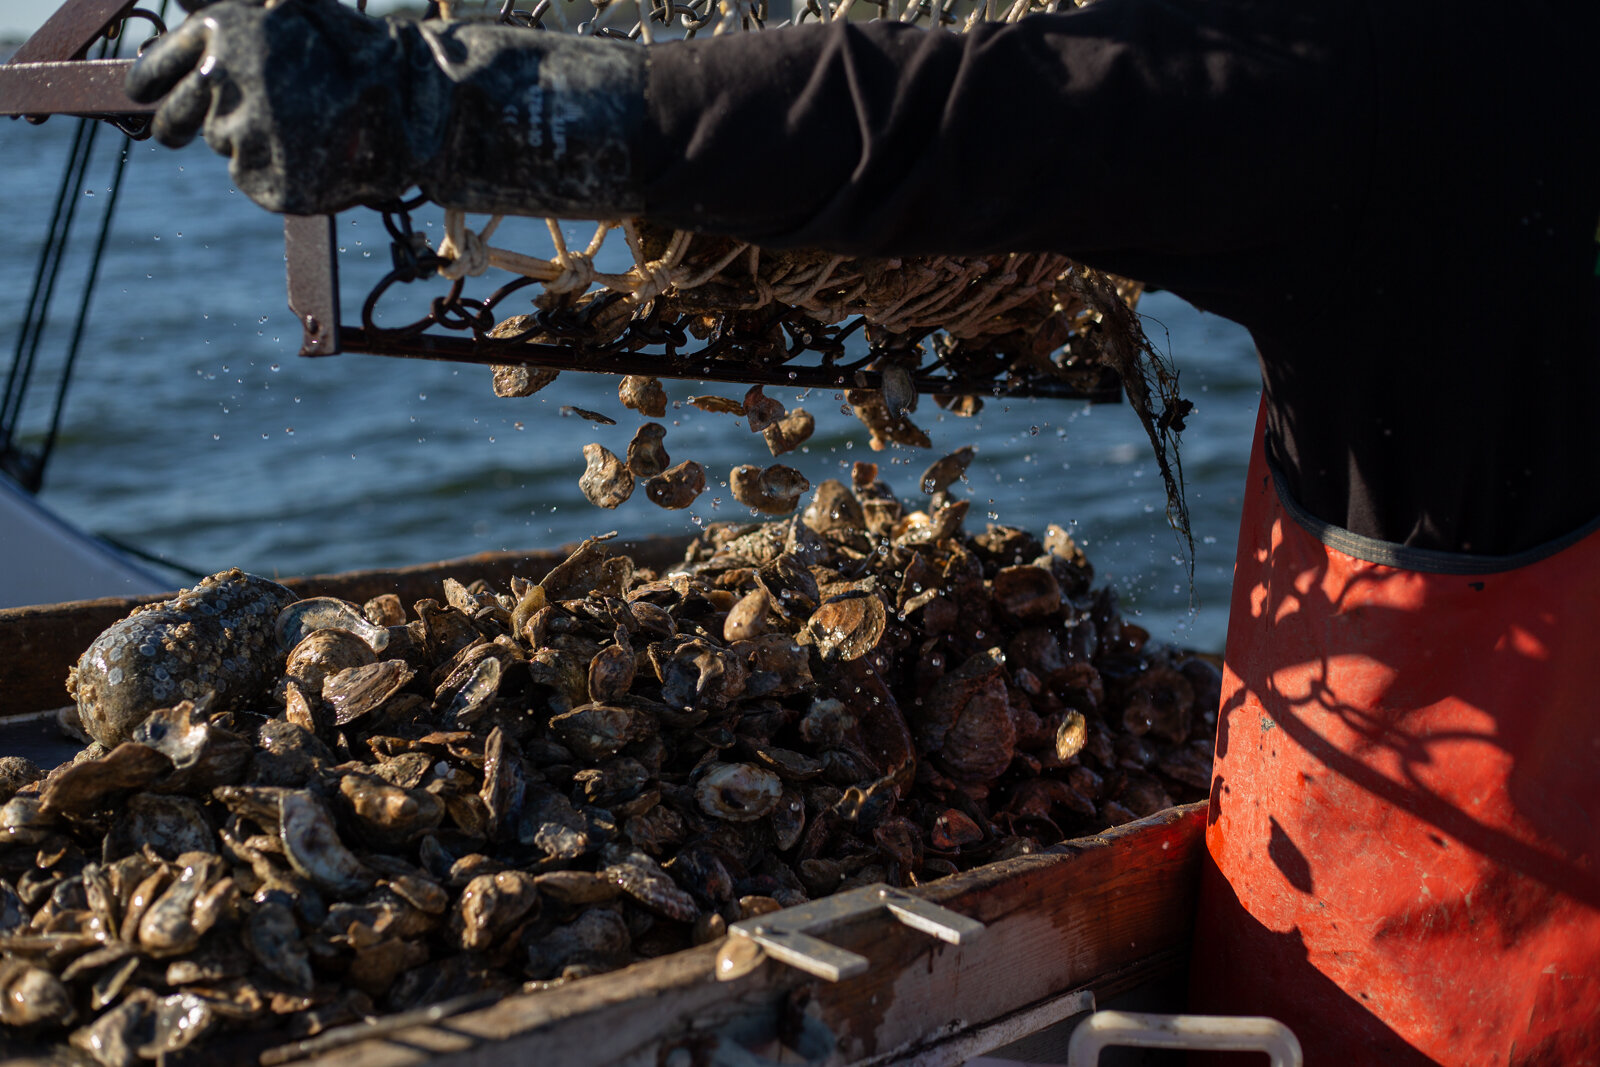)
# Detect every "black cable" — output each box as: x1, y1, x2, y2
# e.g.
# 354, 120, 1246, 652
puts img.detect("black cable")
92, 532, 208, 582
0, 117, 98, 454
33, 132, 133, 492
0, 31, 123, 486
